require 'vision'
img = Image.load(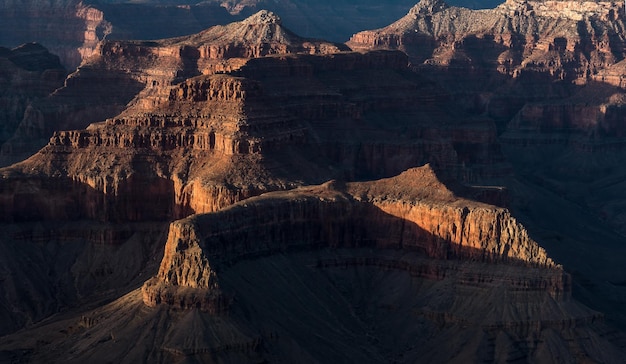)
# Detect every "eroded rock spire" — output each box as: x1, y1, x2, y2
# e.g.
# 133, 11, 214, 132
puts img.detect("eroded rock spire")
409, 0, 449, 15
